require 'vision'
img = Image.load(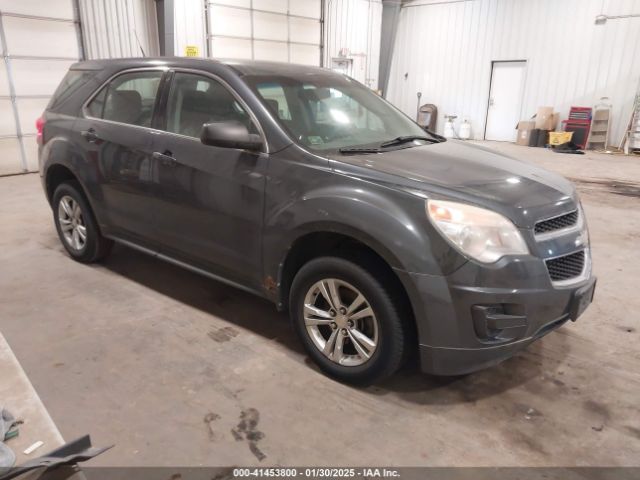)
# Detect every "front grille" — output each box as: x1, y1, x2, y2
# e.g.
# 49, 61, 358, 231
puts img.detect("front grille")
535, 210, 579, 235
546, 250, 585, 281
